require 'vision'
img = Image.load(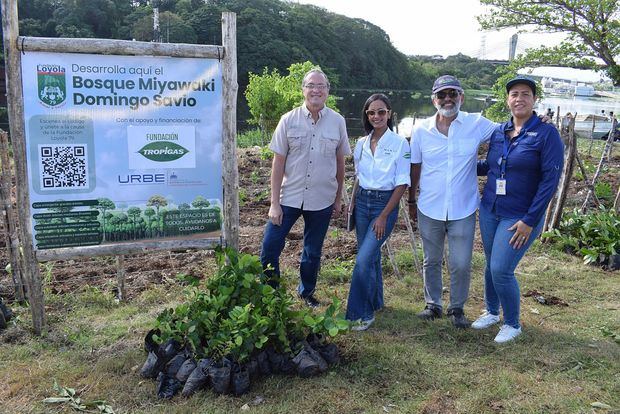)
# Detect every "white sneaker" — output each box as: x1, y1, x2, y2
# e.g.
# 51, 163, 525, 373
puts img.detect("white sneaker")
494, 324, 522, 343
471, 311, 500, 330
351, 317, 375, 331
